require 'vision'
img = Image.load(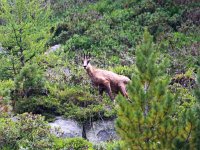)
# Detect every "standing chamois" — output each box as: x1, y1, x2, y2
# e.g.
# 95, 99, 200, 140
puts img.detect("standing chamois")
82, 53, 130, 101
